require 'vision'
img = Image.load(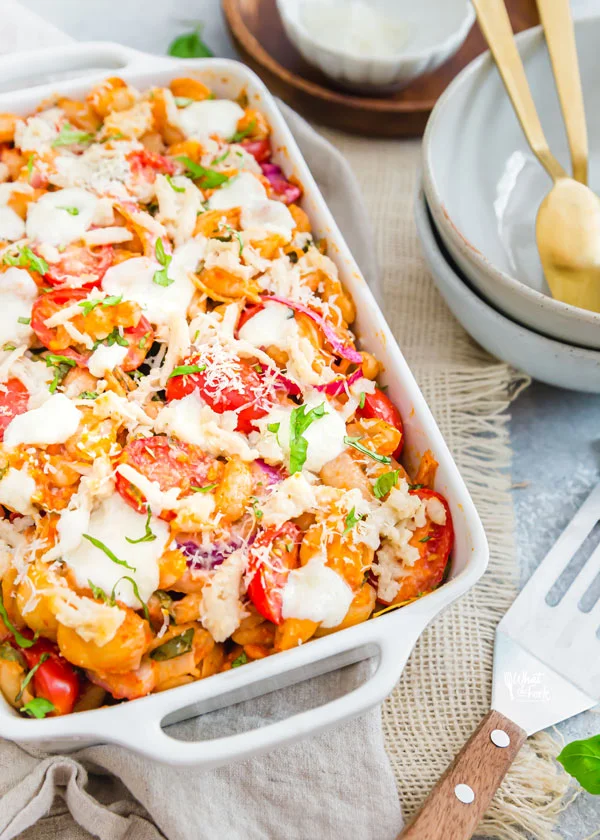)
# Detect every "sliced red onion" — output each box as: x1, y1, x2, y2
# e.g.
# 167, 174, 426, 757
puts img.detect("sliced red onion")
315, 367, 364, 396
260, 162, 301, 205
263, 295, 363, 364
274, 370, 301, 396
255, 459, 286, 486
178, 538, 240, 570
